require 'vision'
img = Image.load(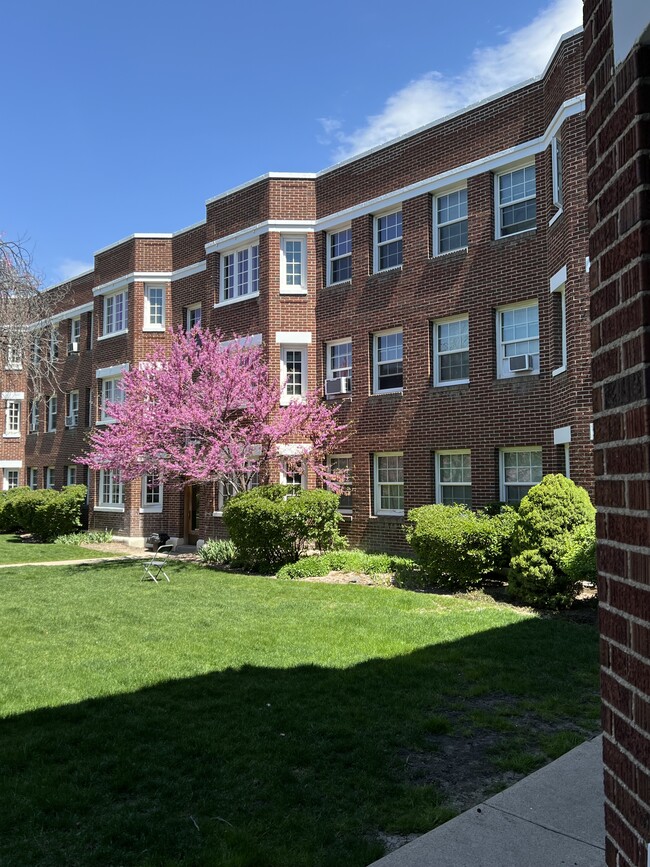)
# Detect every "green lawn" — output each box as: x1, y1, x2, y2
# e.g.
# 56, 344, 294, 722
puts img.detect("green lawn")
0, 533, 117, 565
0, 560, 600, 866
